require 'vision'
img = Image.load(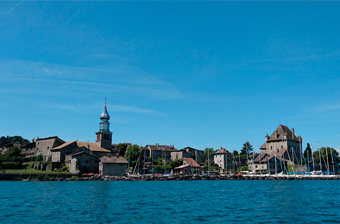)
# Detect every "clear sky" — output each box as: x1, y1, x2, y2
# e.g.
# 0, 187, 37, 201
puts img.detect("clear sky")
1, 2, 340, 153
